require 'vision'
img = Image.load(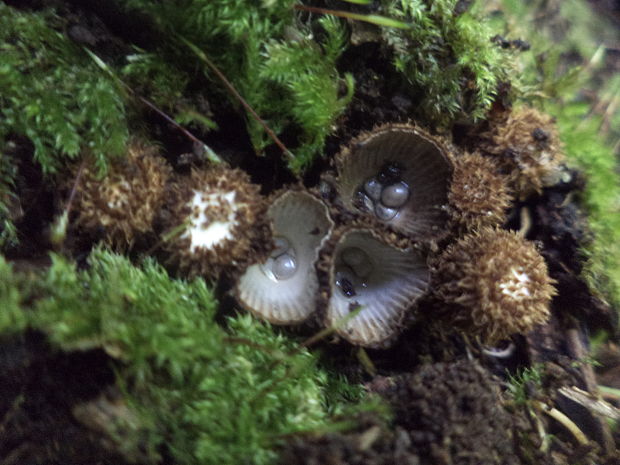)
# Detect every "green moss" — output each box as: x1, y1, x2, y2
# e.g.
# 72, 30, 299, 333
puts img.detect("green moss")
120, 0, 516, 163
506, 364, 544, 405
259, 15, 354, 172
0, 4, 129, 247
489, 0, 610, 104
0, 151, 18, 248
0, 255, 28, 334
122, 0, 351, 172
551, 102, 620, 309
121, 47, 219, 134
1, 249, 366, 464
380, 0, 512, 125
0, 5, 128, 173
497, 0, 612, 60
